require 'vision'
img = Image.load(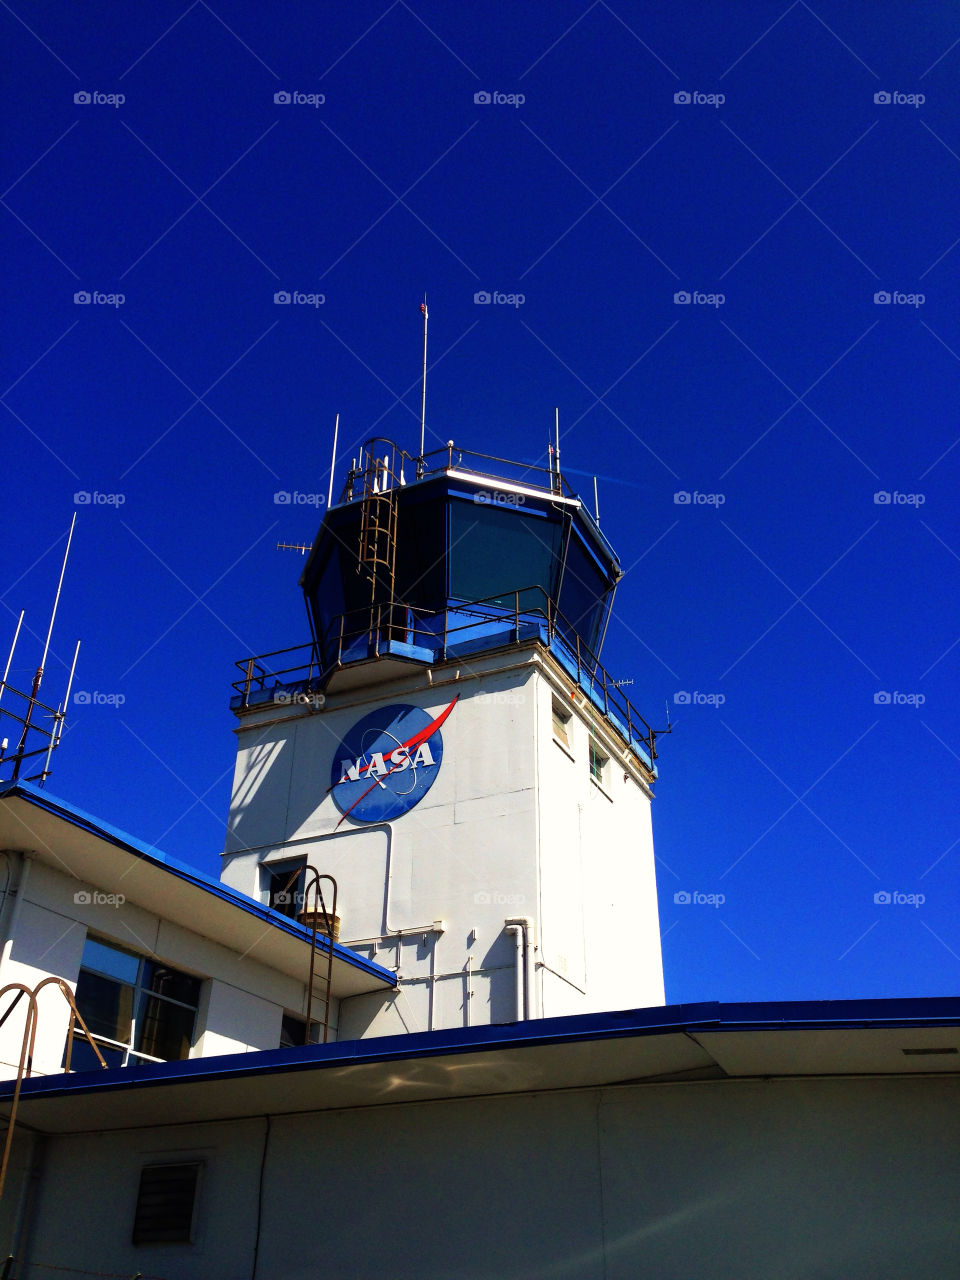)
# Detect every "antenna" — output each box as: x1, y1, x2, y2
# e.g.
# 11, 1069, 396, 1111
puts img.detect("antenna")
554, 407, 560, 493
593, 476, 600, 525
1, 516, 81, 786
327, 412, 340, 510
418, 298, 428, 475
